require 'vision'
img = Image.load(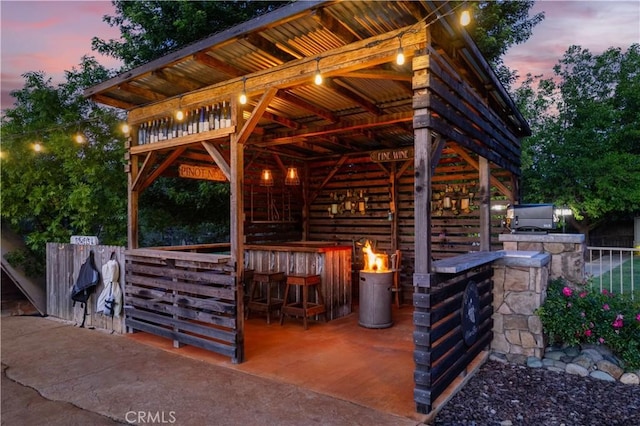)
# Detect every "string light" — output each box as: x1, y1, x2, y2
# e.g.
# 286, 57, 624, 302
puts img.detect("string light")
239, 77, 248, 105
121, 123, 130, 134
396, 35, 405, 65
314, 58, 322, 85
460, 10, 471, 26
33, 142, 42, 152
74, 132, 86, 144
